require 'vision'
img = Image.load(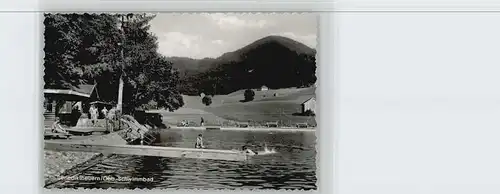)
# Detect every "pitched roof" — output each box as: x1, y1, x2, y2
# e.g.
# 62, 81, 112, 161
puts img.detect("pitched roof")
71, 84, 96, 96
89, 101, 113, 105
301, 97, 316, 104
44, 84, 97, 98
